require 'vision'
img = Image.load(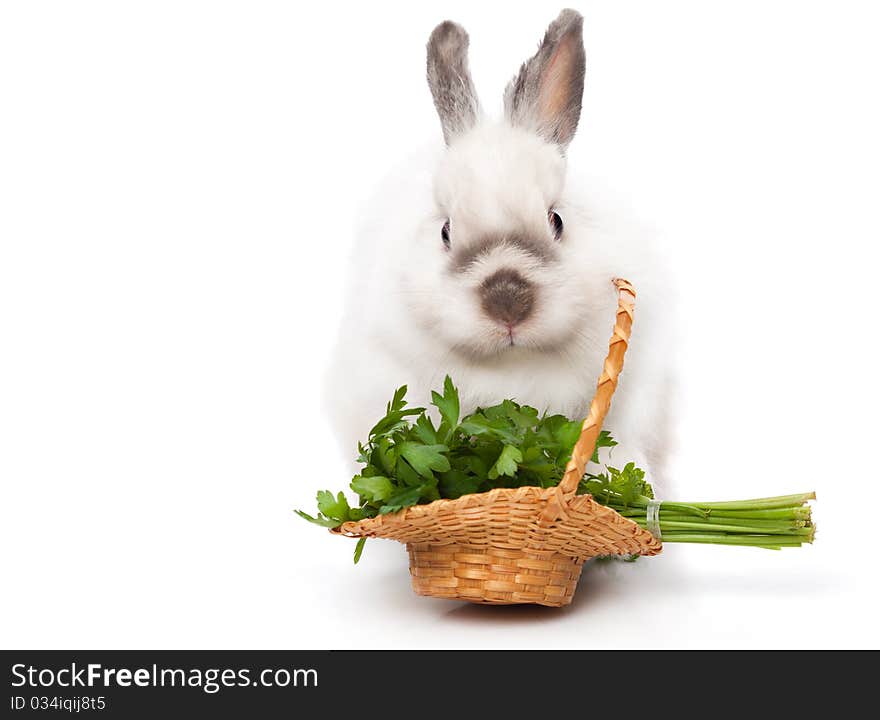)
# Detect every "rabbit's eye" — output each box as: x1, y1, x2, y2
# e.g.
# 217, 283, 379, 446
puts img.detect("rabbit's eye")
441, 220, 451, 249
548, 211, 563, 241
